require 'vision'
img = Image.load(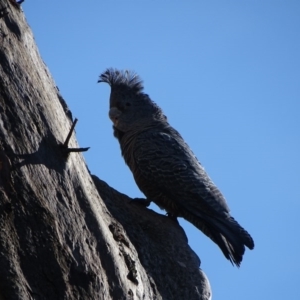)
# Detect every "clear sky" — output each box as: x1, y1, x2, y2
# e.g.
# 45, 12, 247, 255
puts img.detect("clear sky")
23, 1, 299, 299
